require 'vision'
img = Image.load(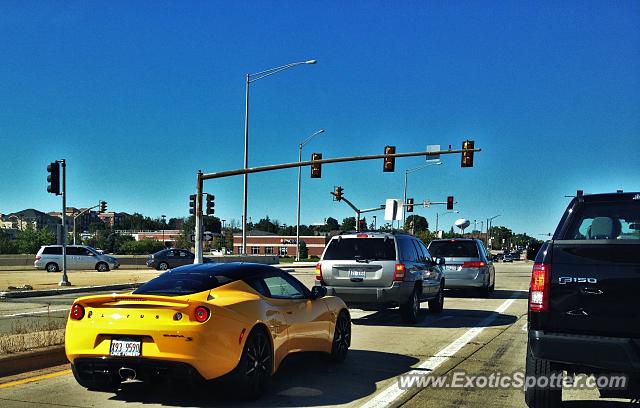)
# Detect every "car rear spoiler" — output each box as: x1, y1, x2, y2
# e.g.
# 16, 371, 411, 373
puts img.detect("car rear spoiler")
73, 292, 209, 309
